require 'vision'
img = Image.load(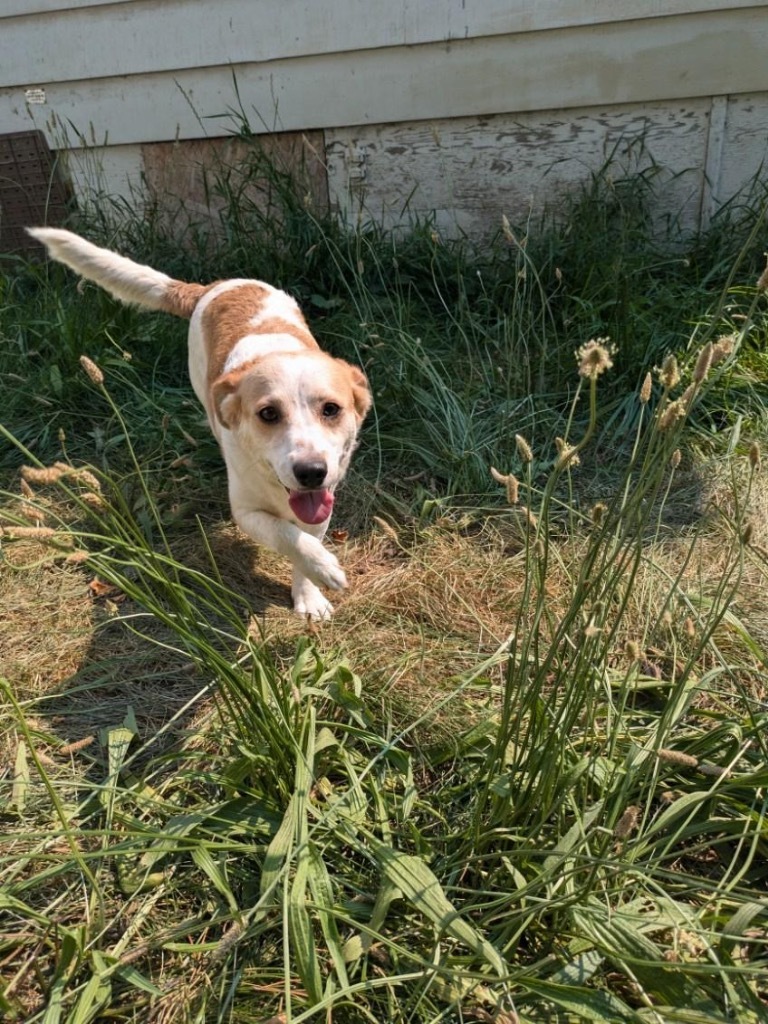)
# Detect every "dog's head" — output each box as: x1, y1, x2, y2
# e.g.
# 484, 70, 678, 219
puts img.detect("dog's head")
211, 351, 371, 524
